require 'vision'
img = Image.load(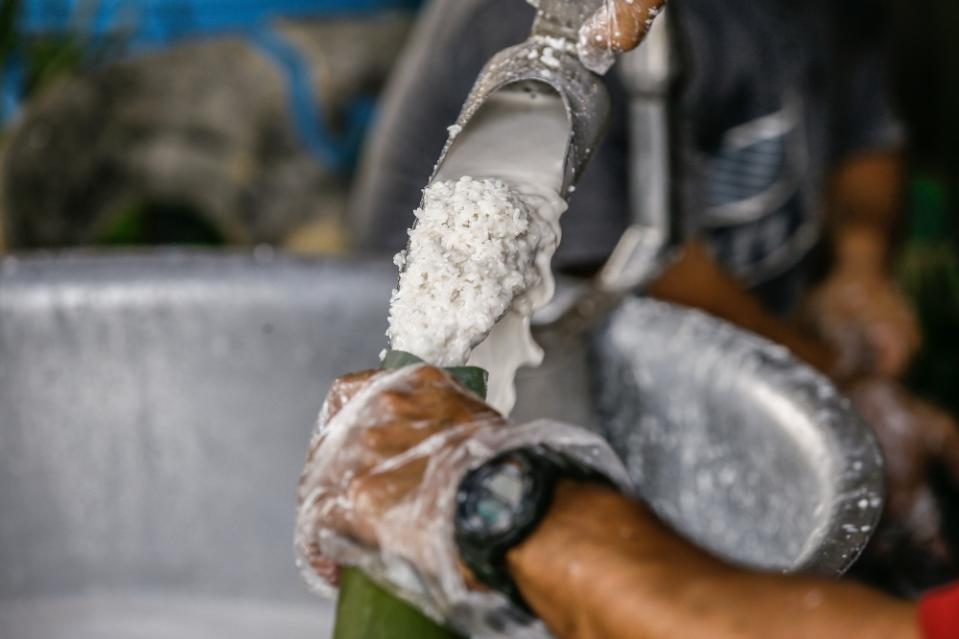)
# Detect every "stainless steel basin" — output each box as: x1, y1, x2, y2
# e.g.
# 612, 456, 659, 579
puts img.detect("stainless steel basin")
0, 251, 395, 638
0, 251, 882, 638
